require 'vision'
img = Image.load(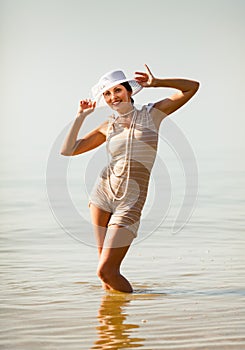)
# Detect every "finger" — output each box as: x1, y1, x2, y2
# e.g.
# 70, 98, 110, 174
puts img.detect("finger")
135, 71, 147, 77
144, 63, 153, 76
135, 76, 148, 82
